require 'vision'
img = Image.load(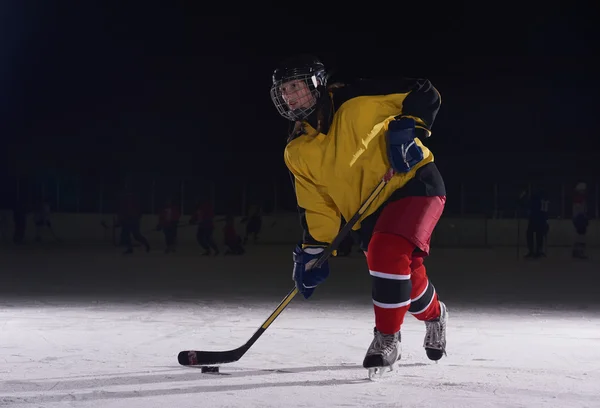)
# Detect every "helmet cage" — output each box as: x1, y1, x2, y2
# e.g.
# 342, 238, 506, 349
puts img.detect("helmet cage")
270, 65, 327, 122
